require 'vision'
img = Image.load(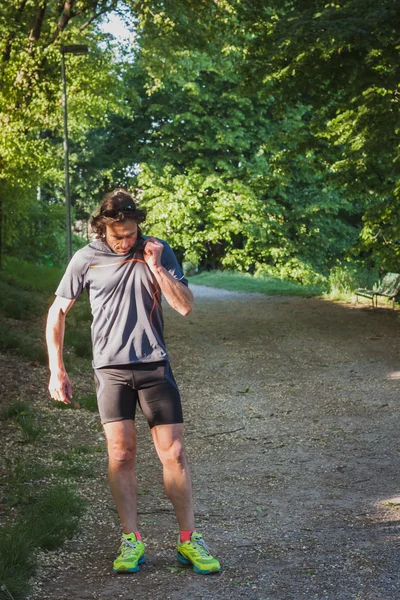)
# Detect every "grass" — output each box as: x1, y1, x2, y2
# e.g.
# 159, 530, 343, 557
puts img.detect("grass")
77, 393, 98, 412
54, 445, 99, 478
1, 460, 48, 509
188, 267, 389, 305
0, 402, 91, 598
0, 326, 48, 365
1, 401, 31, 420
51, 392, 98, 413
1, 402, 43, 442
65, 328, 92, 359
0, 524, 36, 600
25, 486, 86, 550
189, 270, 323, 297
0, 487, 85, 600
0, 257, 93, 365
0, 260, 97, 599
1, 257, 64, 295
0, 453, 87, 599
0, 280, 43, 320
